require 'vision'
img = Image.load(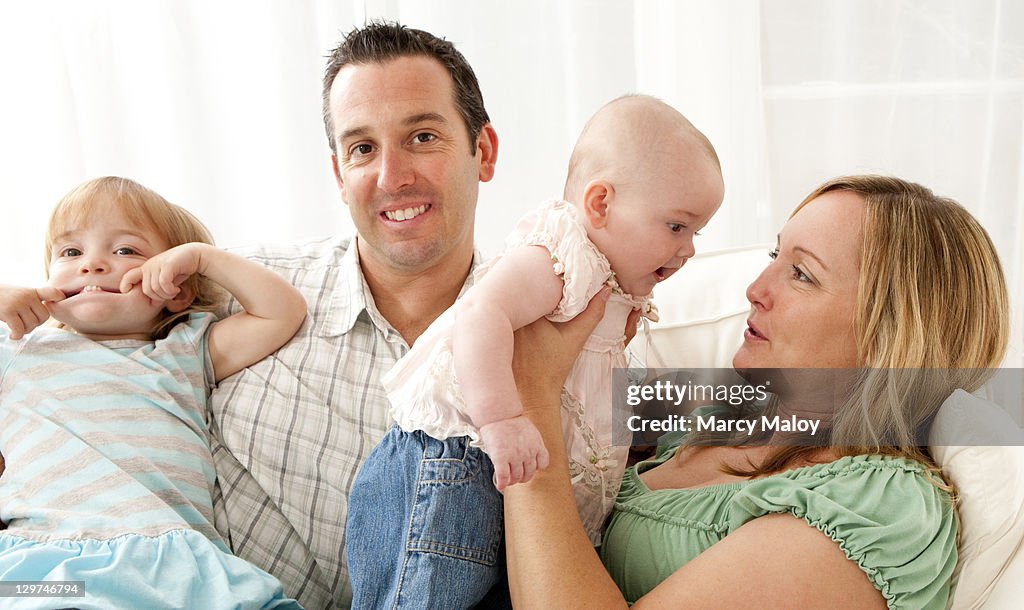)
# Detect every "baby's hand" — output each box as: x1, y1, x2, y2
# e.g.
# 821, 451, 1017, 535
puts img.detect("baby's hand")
0, 284, 64, 340
120, 243, 206, 301
478, 415, 550, 491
